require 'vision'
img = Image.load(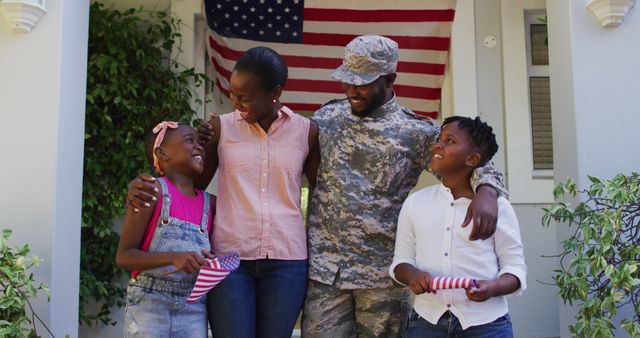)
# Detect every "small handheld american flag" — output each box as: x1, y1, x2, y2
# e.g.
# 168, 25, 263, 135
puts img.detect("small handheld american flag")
186, 252, 241, 303
429, 276, 478, 290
